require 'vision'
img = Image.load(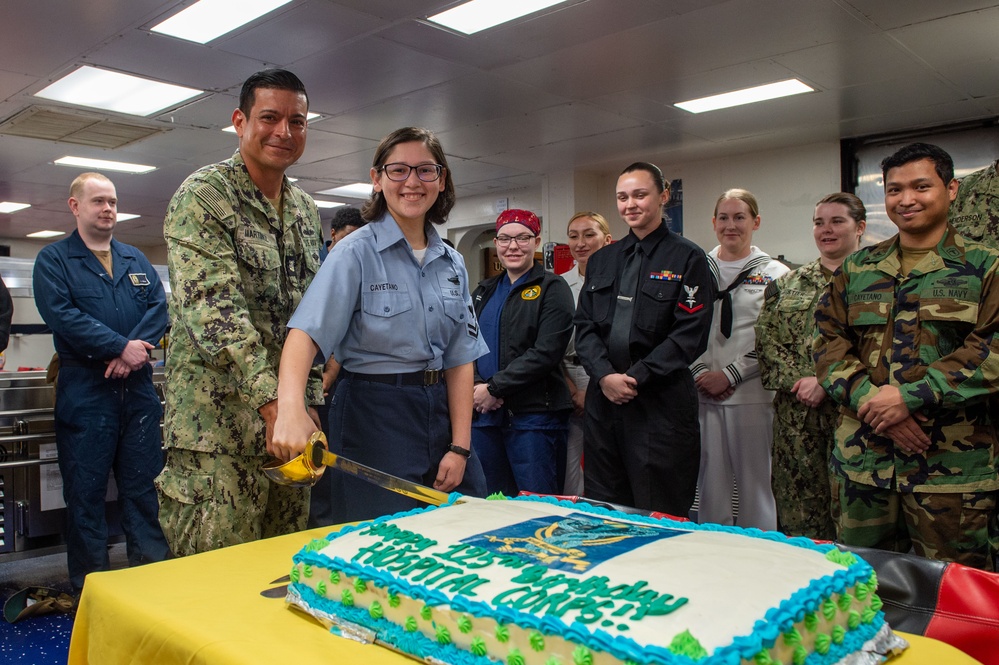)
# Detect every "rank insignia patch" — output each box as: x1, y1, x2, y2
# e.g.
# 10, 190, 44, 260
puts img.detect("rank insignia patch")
677, 284, 704, 313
